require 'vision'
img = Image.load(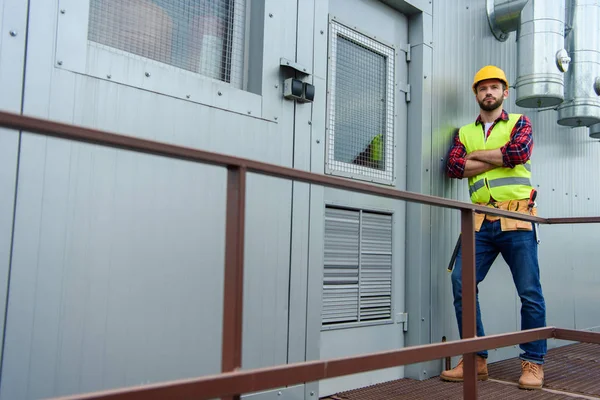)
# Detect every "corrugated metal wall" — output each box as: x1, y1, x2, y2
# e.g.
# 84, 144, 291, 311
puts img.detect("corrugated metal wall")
429, 0, 600, 366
